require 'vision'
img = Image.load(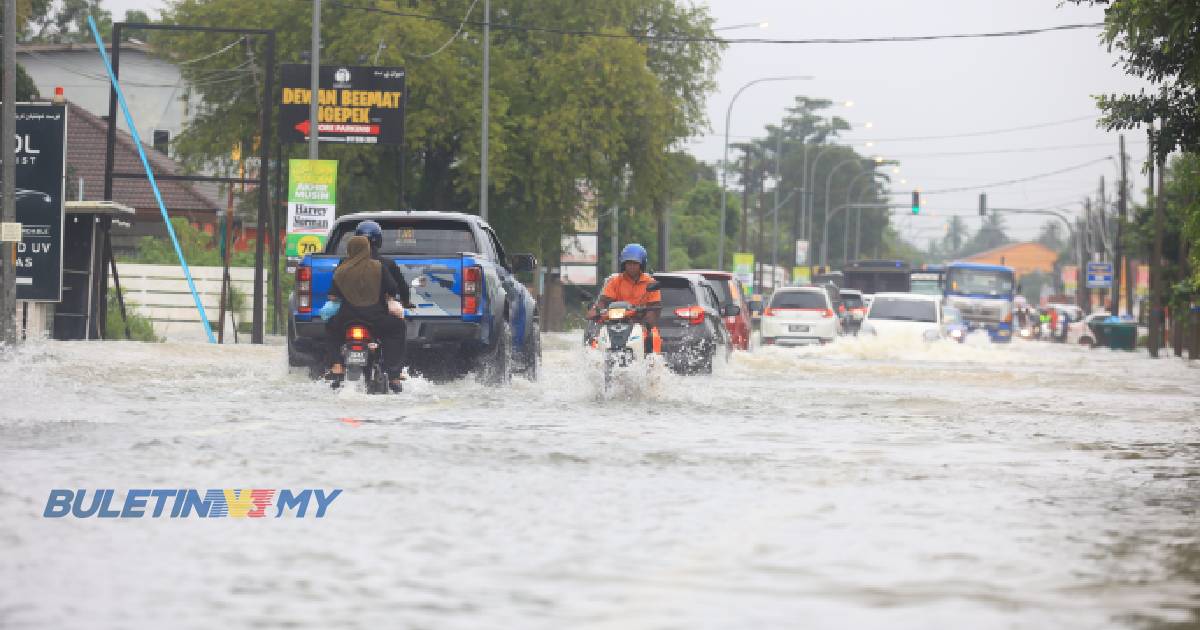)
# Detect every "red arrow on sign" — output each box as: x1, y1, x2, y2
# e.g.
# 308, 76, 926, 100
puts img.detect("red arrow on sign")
294, 119, 312, 136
